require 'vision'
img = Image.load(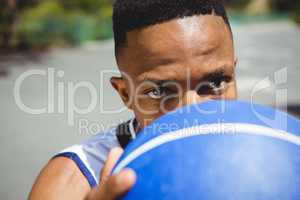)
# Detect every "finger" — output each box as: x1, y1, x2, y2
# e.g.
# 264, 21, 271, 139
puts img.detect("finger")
87, 169, 136, 200
100, 147, 124, 183
103, 168, 136, 200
